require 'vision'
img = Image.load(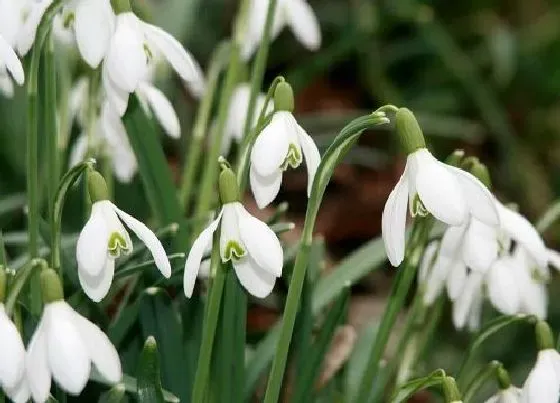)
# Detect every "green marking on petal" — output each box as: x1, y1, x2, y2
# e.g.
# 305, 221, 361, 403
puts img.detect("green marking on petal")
531, 267, 548, 284
223, 240, 246, 262
280, 143, 302, 171
108, 232, 130, 258
143, 43, 153, 62
63, 12, 75, 29
410, 194, 428, 217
